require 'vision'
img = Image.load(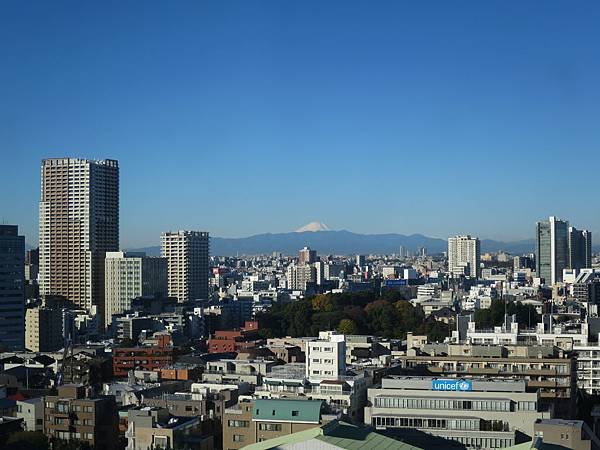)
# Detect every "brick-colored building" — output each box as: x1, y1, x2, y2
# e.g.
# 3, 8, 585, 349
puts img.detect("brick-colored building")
44, 384, 118, 450
207, 321, 261, 354
113, 335, 175, 377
